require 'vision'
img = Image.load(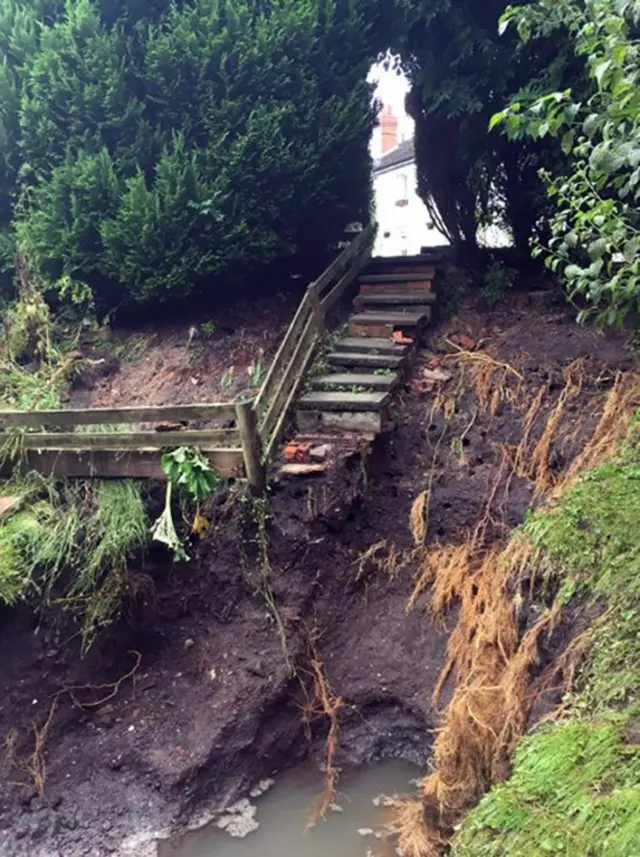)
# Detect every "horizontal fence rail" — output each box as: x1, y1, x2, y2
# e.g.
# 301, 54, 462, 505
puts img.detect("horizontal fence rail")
0, 400, 260, 488
0, 225, 375, 491
0, 402, 238, 427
